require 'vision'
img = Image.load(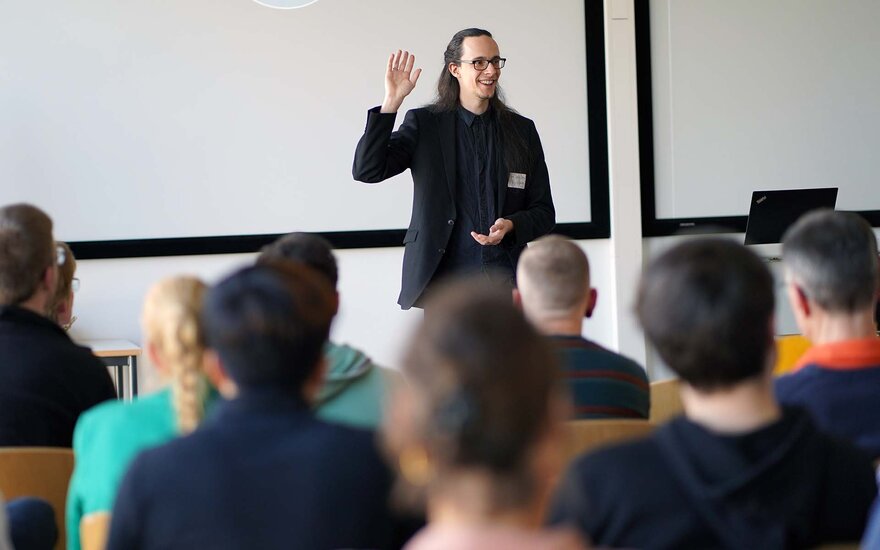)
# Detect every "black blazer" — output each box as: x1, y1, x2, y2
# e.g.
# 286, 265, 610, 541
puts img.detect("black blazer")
353, 106, 555, 309
0, 306, 117, 447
